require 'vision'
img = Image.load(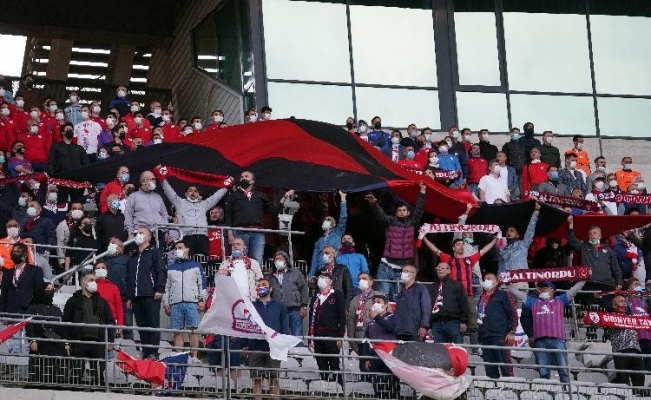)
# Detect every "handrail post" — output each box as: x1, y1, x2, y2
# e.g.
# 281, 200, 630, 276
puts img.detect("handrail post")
104, 325, 110, 393
224, 335, 231, 400
341, 341, 348, 399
